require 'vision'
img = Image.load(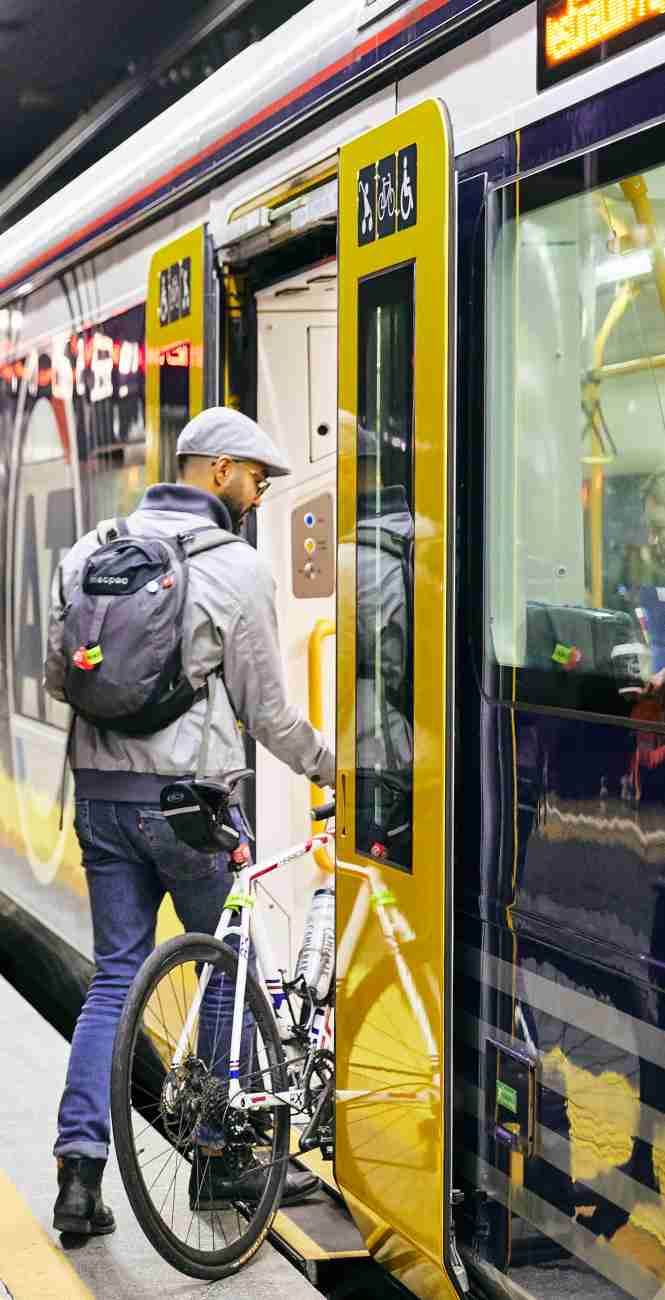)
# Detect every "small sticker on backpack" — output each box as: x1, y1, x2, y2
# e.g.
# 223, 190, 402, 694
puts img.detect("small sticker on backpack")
73, 645, 103, 671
